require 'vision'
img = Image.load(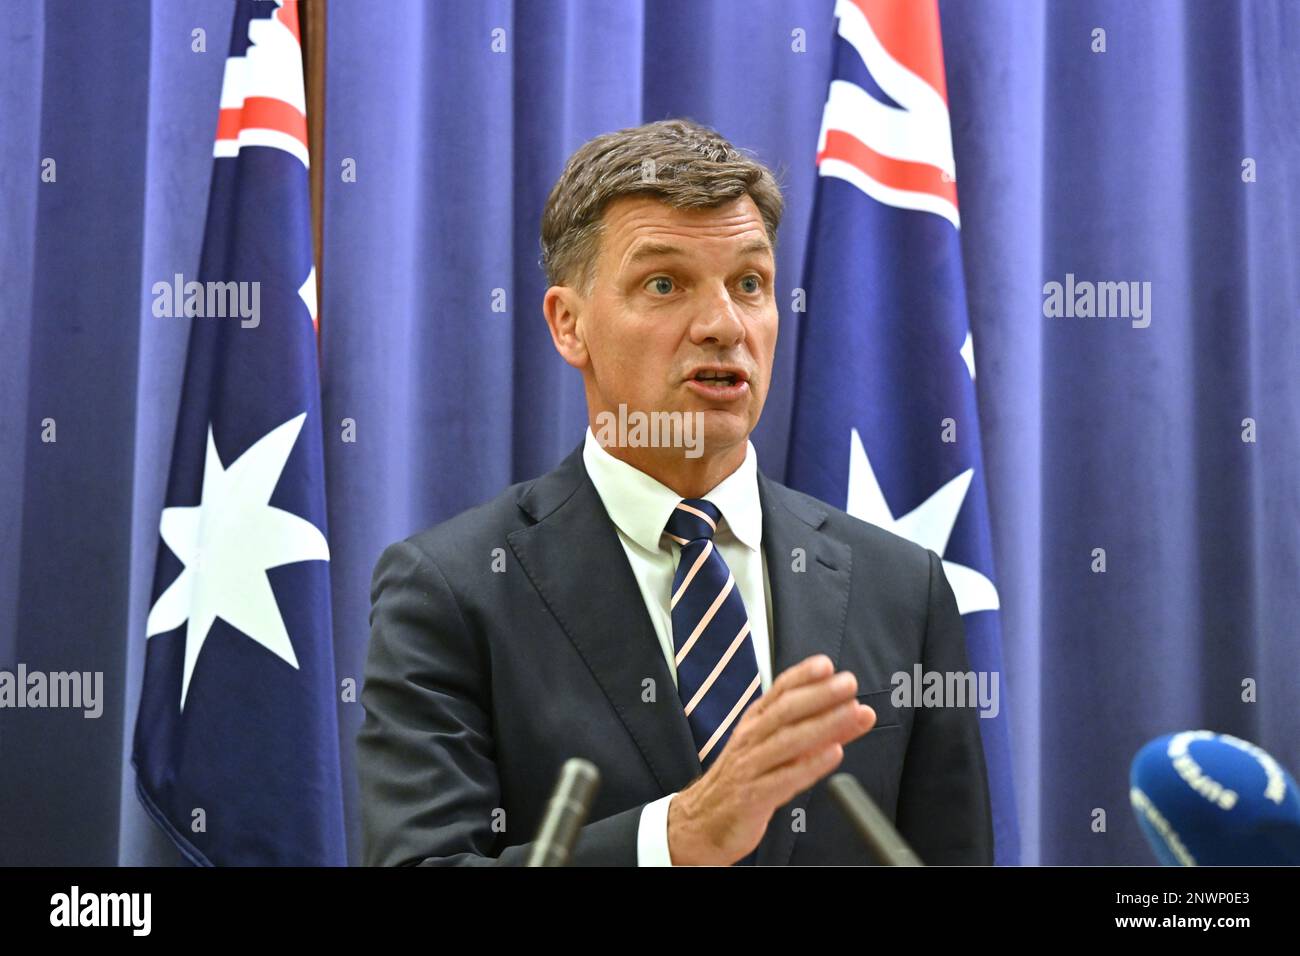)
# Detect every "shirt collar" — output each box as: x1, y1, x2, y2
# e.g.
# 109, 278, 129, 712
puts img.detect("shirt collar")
582, 427, 763, 554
